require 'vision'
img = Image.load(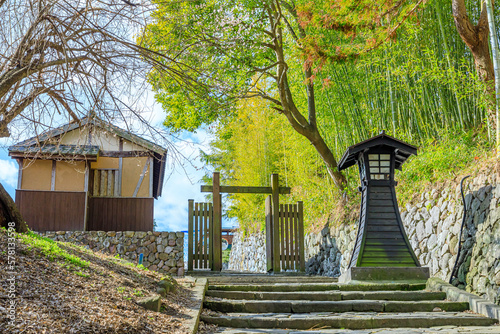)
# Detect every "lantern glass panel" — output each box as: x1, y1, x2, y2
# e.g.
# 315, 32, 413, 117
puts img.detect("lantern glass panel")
367, 154, 391, 180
